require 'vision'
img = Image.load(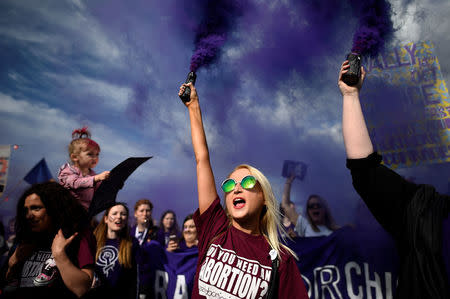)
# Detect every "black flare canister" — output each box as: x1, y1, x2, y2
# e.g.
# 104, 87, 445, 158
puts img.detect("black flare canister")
342, 53, 361, 86
179, 71, 197, 103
